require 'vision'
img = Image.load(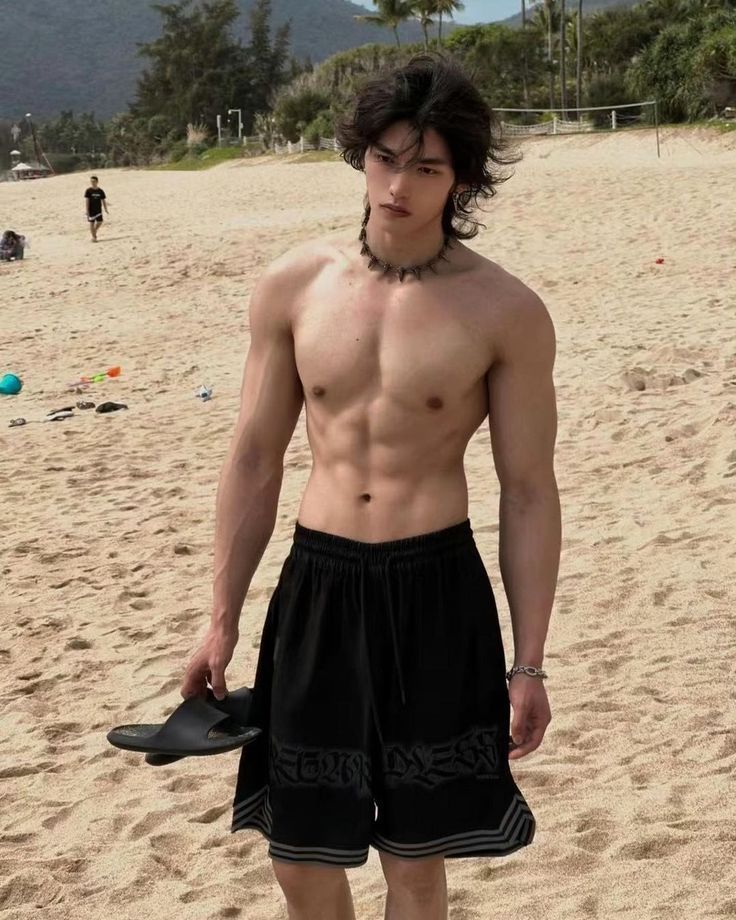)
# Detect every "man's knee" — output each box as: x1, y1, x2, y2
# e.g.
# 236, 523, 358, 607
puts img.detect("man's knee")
379, 852, 446, 901
272, 859, 348, 909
